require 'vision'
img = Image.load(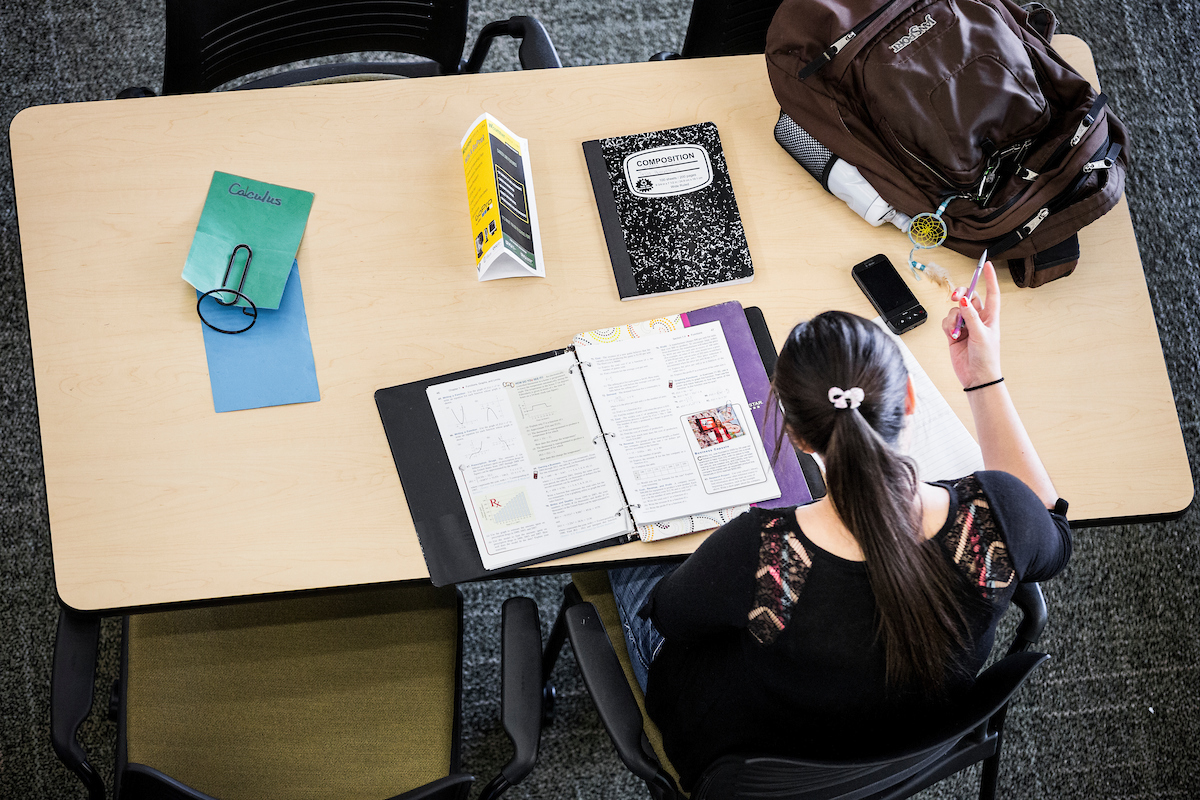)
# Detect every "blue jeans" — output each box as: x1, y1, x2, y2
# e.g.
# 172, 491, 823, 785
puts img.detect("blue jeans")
607, 563, 673, 693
